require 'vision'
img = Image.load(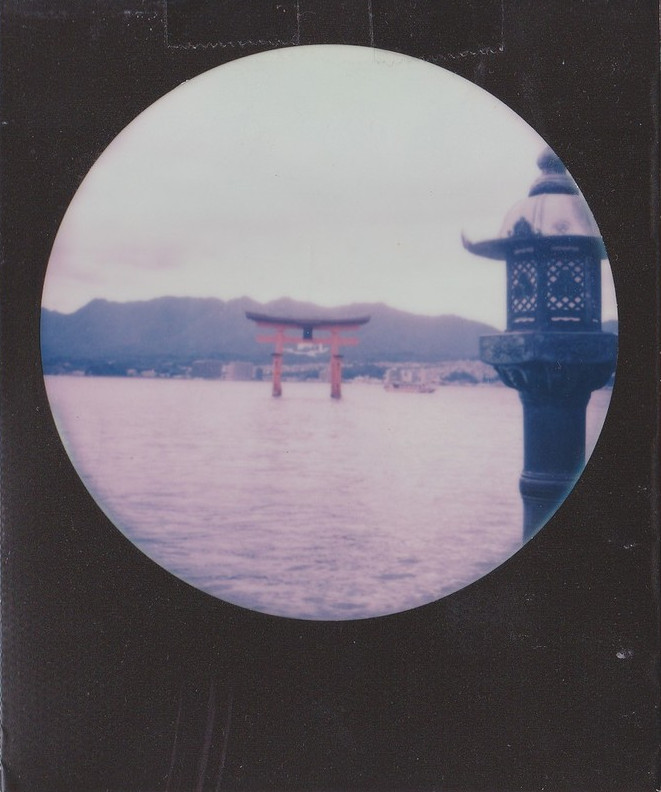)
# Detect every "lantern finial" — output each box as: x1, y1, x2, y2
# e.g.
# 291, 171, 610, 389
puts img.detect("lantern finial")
529, 147, 578, 197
